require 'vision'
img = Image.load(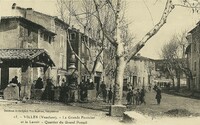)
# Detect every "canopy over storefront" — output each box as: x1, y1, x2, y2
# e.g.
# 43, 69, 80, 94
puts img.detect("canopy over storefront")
0, 49, 55, 67
154, 78, 172, 83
